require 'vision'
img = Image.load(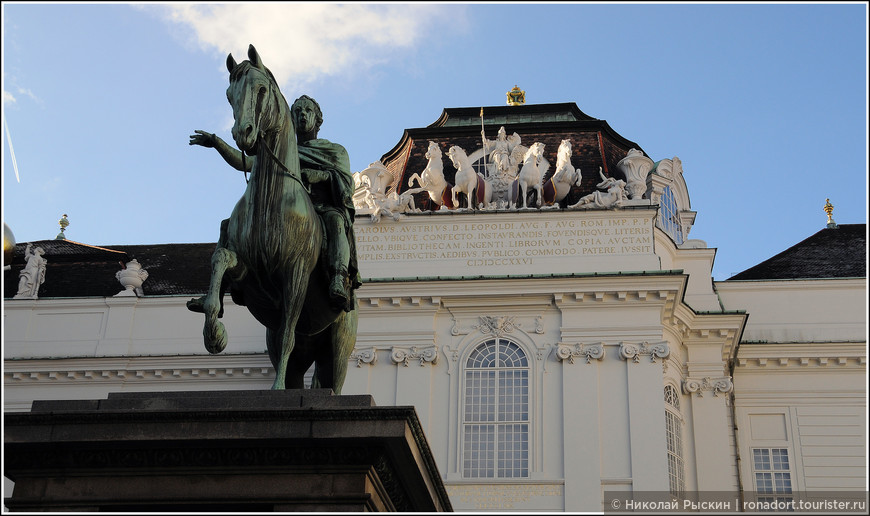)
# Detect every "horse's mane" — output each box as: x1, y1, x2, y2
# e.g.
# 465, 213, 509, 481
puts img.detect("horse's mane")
557, 140, 572, 164
229, 60, 278, 86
